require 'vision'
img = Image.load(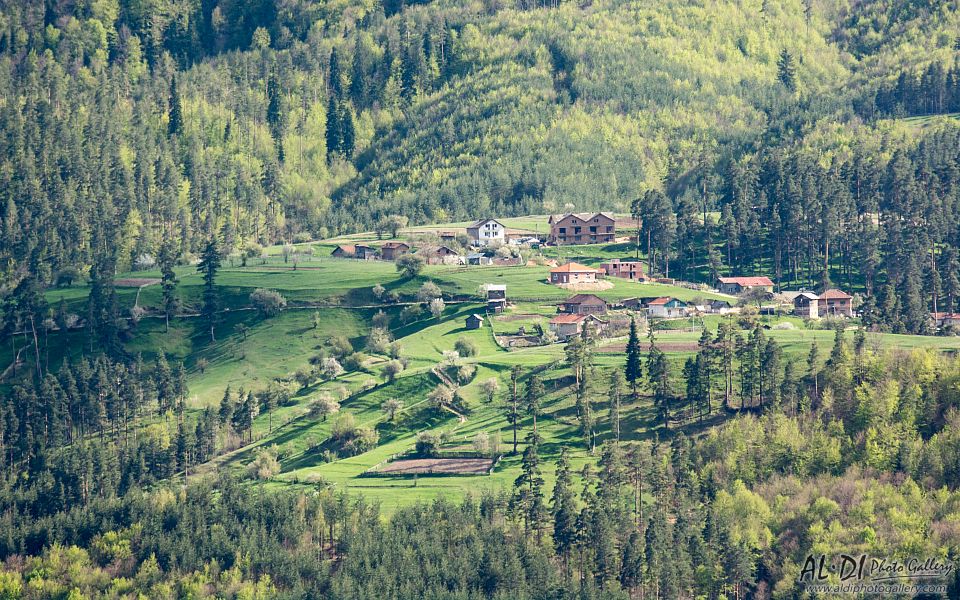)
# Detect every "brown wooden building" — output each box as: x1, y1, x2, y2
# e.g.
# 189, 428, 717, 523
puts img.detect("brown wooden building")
548, 212, 616, 245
